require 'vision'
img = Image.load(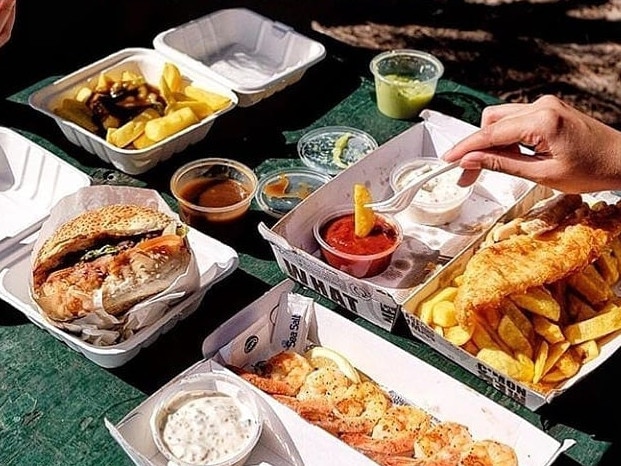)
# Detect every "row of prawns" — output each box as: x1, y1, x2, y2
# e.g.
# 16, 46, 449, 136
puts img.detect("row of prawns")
230, 350, 518, 465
